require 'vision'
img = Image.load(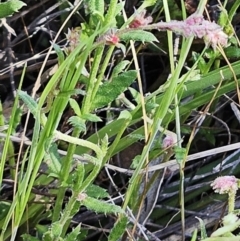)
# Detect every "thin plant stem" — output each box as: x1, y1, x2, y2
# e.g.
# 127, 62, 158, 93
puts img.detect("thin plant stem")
91, 45, 115, 102
82, 46, 104, 114
52, 126, 81, 222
